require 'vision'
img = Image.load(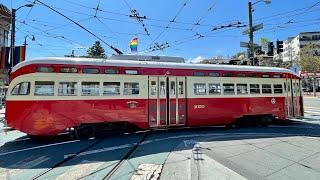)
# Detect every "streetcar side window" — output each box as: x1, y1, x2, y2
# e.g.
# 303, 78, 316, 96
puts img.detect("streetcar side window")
103, 82, 120, 96
209, 83, 221, 95
81, 82, 100, 96
34, 81, 54, 96
250, 84, 260, 94
11, 82, 30, 95
37, 67, 54, 73
262, 84, 272, 94
60, 67, 77, 73
237, 84, 248, 94
194, 83, 206, 95
124, 82, 139, 95
82, 68, 99, 74
105, 69, 118, 74
274, 84, 283, 94
178, 81, 184, 95
58, 82, 77, 96
223, 83, 235, 95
